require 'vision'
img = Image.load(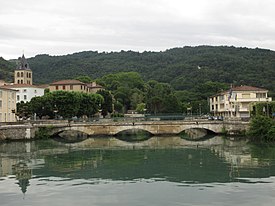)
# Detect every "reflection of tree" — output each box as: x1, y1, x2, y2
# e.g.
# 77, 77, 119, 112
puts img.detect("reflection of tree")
12, 162, 32, 194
